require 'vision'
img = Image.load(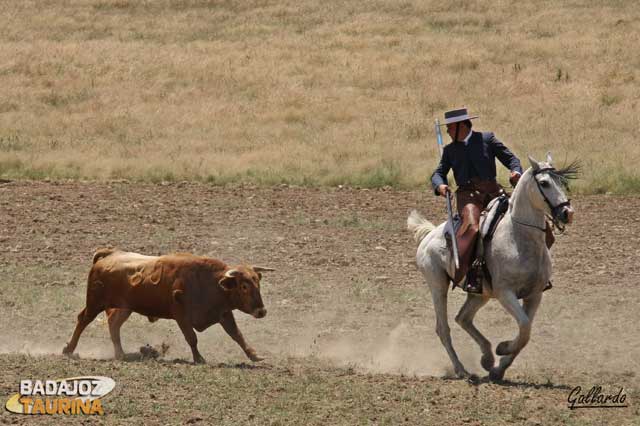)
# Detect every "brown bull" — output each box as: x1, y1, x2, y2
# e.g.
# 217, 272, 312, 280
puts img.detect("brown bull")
62, 248, 274, 364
